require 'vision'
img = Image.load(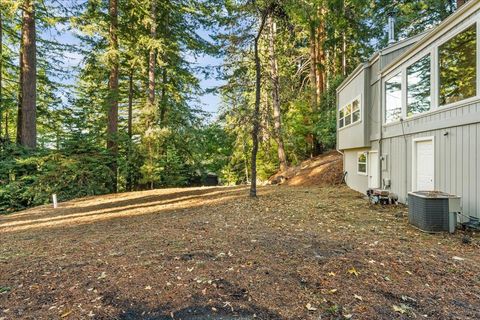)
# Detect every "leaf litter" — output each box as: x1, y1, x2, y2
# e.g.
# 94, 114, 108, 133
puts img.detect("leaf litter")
0, 185, 479, 319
